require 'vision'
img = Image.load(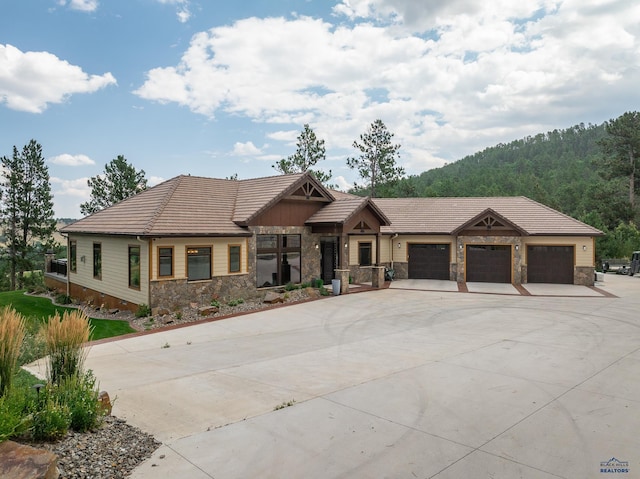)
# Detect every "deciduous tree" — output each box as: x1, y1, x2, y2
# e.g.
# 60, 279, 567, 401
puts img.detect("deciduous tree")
80, 155, 147, 215
0, 140, 56, 290
347, 119, 404, 197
